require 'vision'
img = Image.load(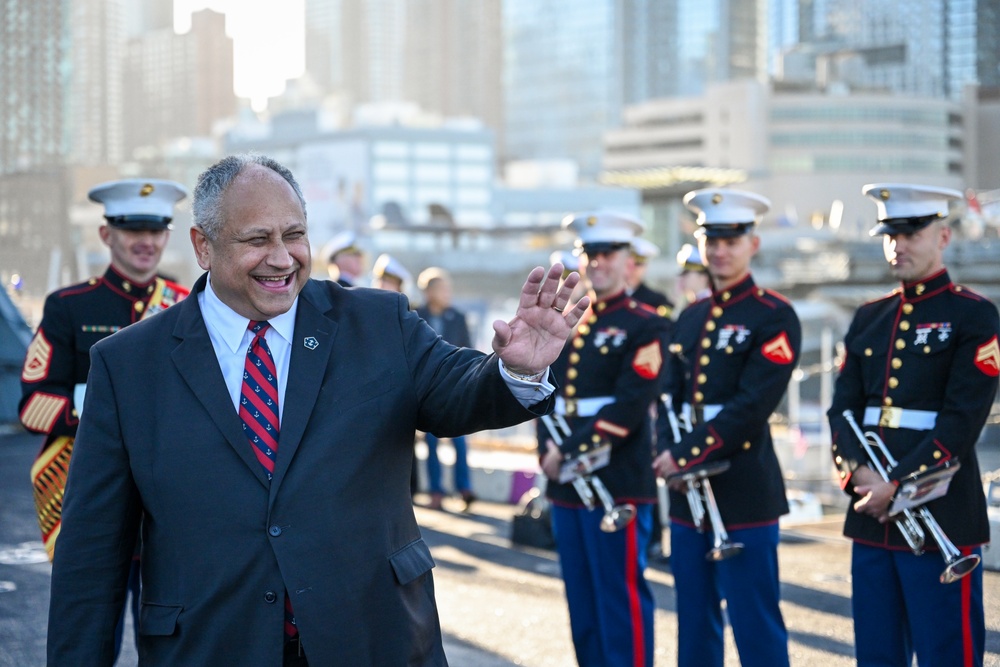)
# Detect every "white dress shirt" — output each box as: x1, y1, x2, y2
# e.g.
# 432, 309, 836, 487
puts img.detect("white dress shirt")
198, 278, 553, 417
